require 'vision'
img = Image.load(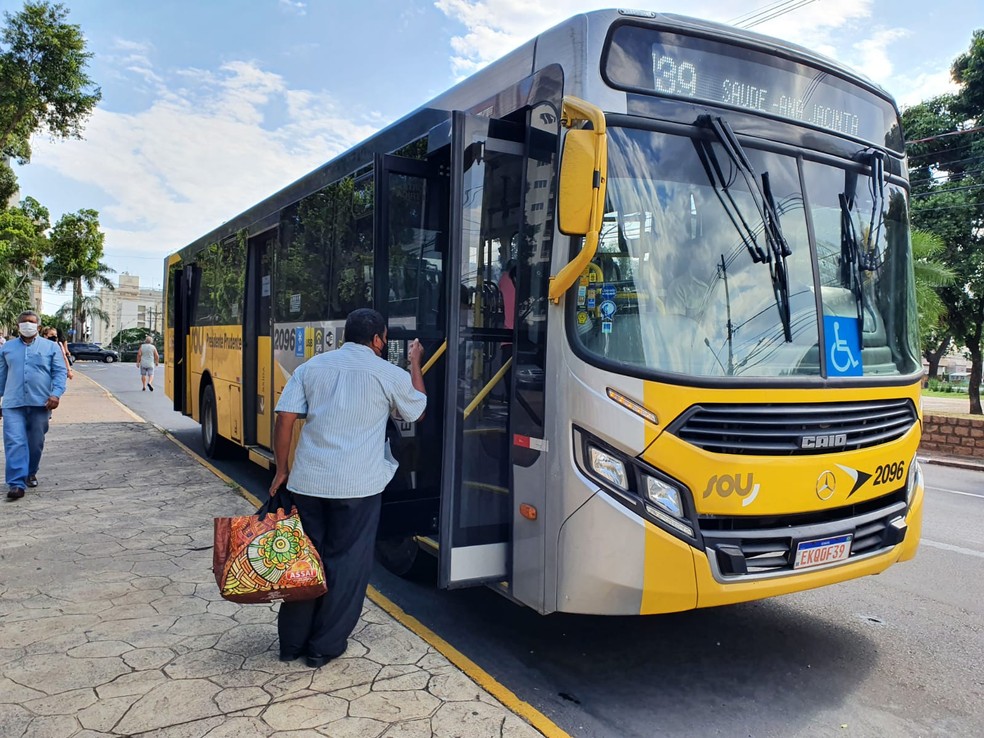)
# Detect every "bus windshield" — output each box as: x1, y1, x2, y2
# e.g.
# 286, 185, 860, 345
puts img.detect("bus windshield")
573, 126, 919, 379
